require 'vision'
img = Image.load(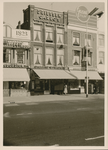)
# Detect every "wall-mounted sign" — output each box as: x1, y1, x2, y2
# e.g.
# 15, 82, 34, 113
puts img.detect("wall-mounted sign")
34, 9, 63, 24
3, 39, 30, 49
12, 29, 30, 40
76, 6, 90, 23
